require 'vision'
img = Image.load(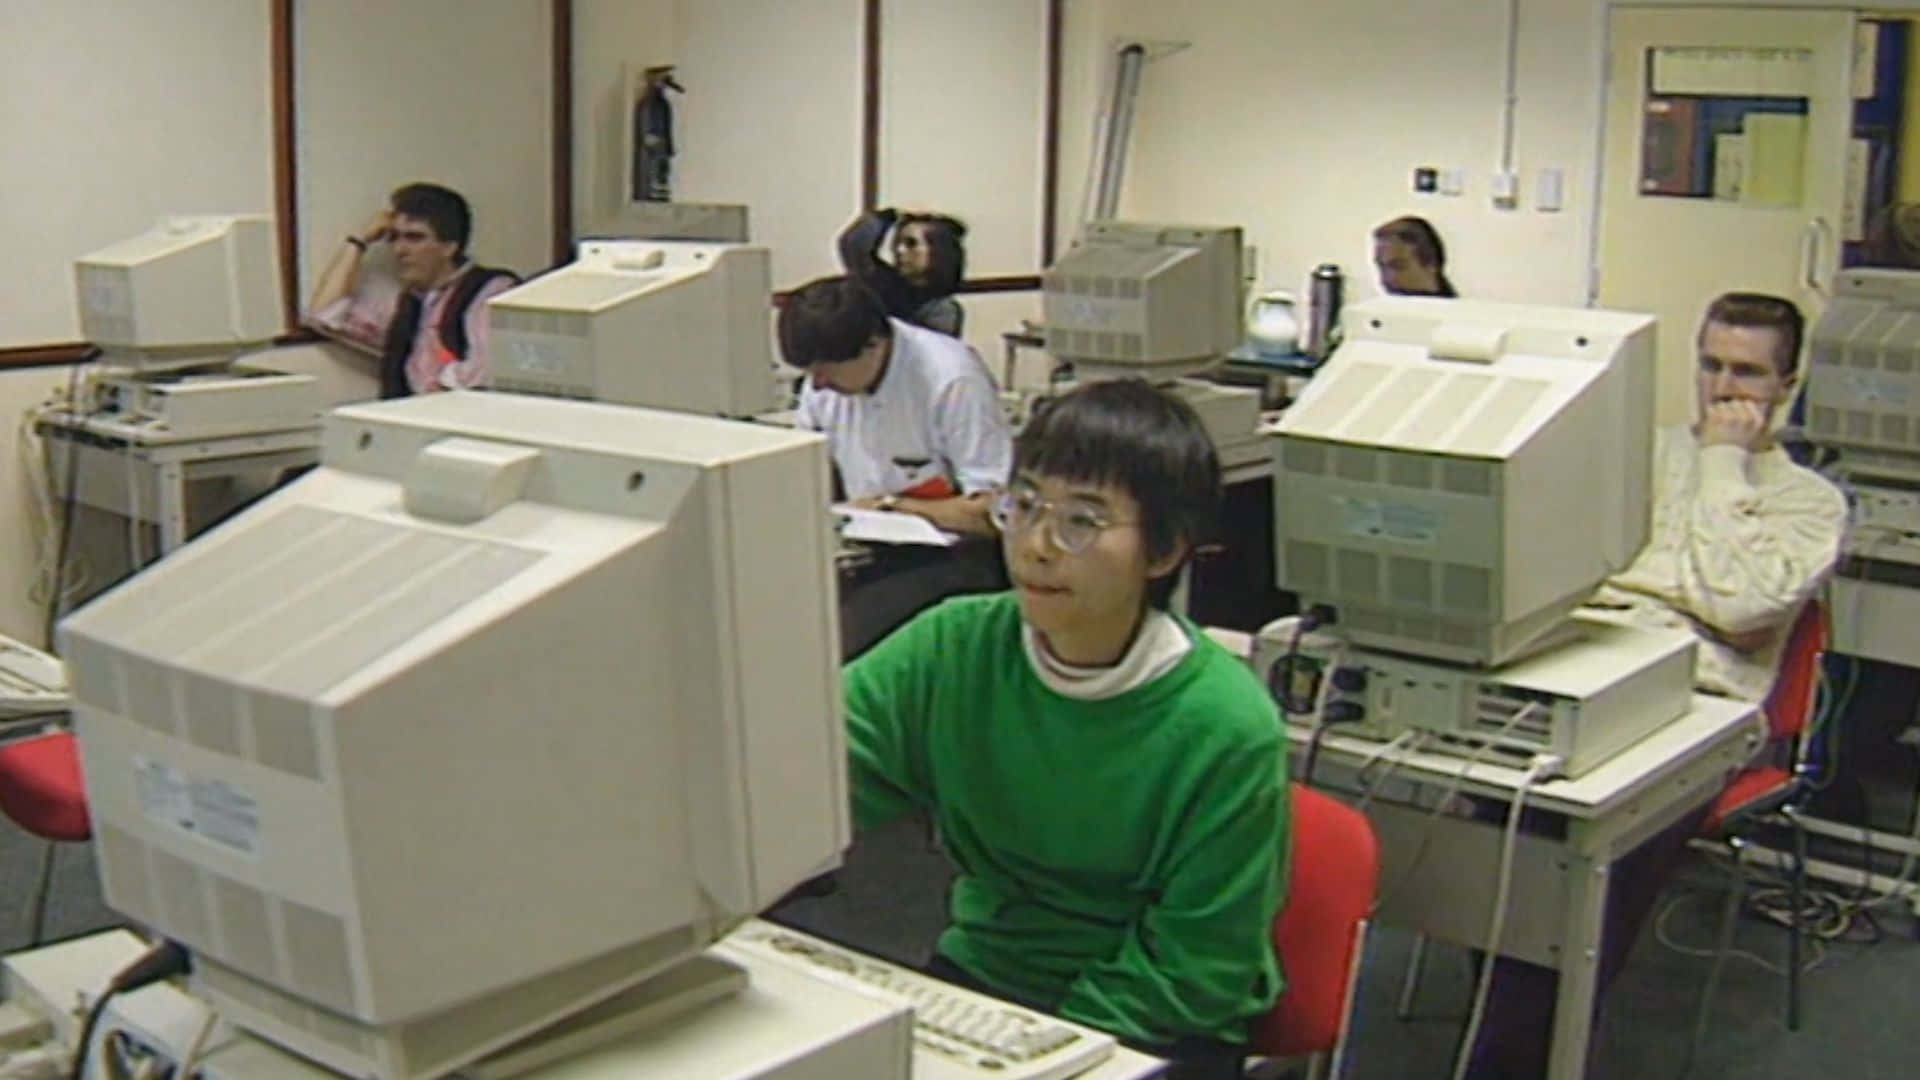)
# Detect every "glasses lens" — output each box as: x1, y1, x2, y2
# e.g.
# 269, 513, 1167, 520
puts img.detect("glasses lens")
1053, 505, 1105, 553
